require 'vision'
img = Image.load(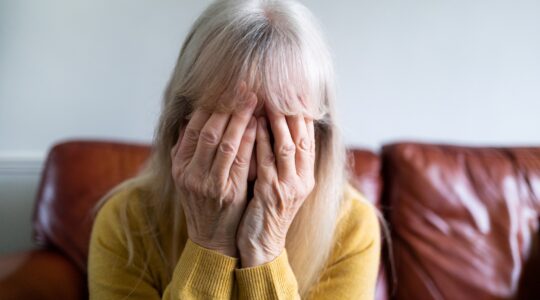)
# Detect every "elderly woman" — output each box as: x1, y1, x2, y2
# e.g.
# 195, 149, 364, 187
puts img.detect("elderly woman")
88, 0, 381, 299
